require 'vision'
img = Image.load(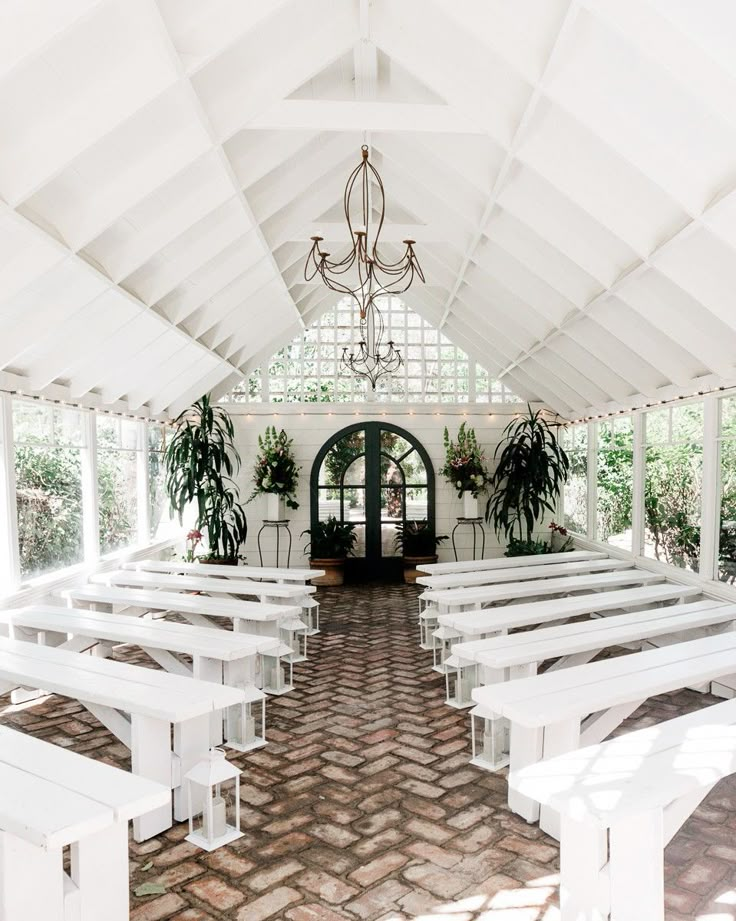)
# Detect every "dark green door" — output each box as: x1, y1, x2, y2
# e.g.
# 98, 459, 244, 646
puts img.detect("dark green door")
311, 422, 435, 580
